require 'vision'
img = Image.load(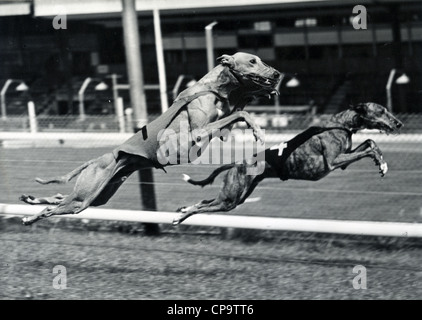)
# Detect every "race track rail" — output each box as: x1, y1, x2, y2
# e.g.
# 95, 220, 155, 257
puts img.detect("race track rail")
1, 203, 421, 238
